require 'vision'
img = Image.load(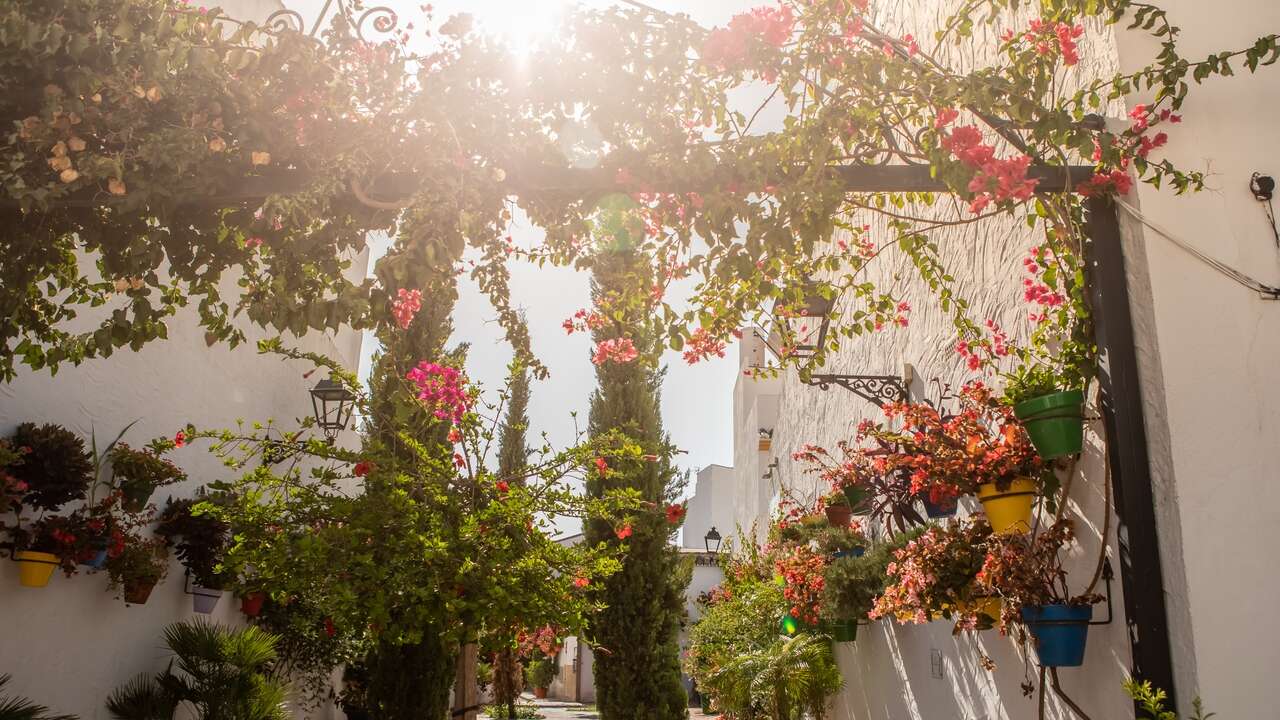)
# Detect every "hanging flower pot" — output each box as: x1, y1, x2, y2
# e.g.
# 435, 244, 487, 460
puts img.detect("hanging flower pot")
976, 477, 1037, 534
192, 585, 224, 614
240, 591, 267, 617
14, 551, 59, 588
120, 480, 156, 513
1021, 604, 1092, 667
921, 496, 957, 519
831, 547, 865, 560
1014, 390, 1085, 460
824, 503, 852, 527
123, 578, 159, 605
758, 437, 772, 452
841, 484, 870, 514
